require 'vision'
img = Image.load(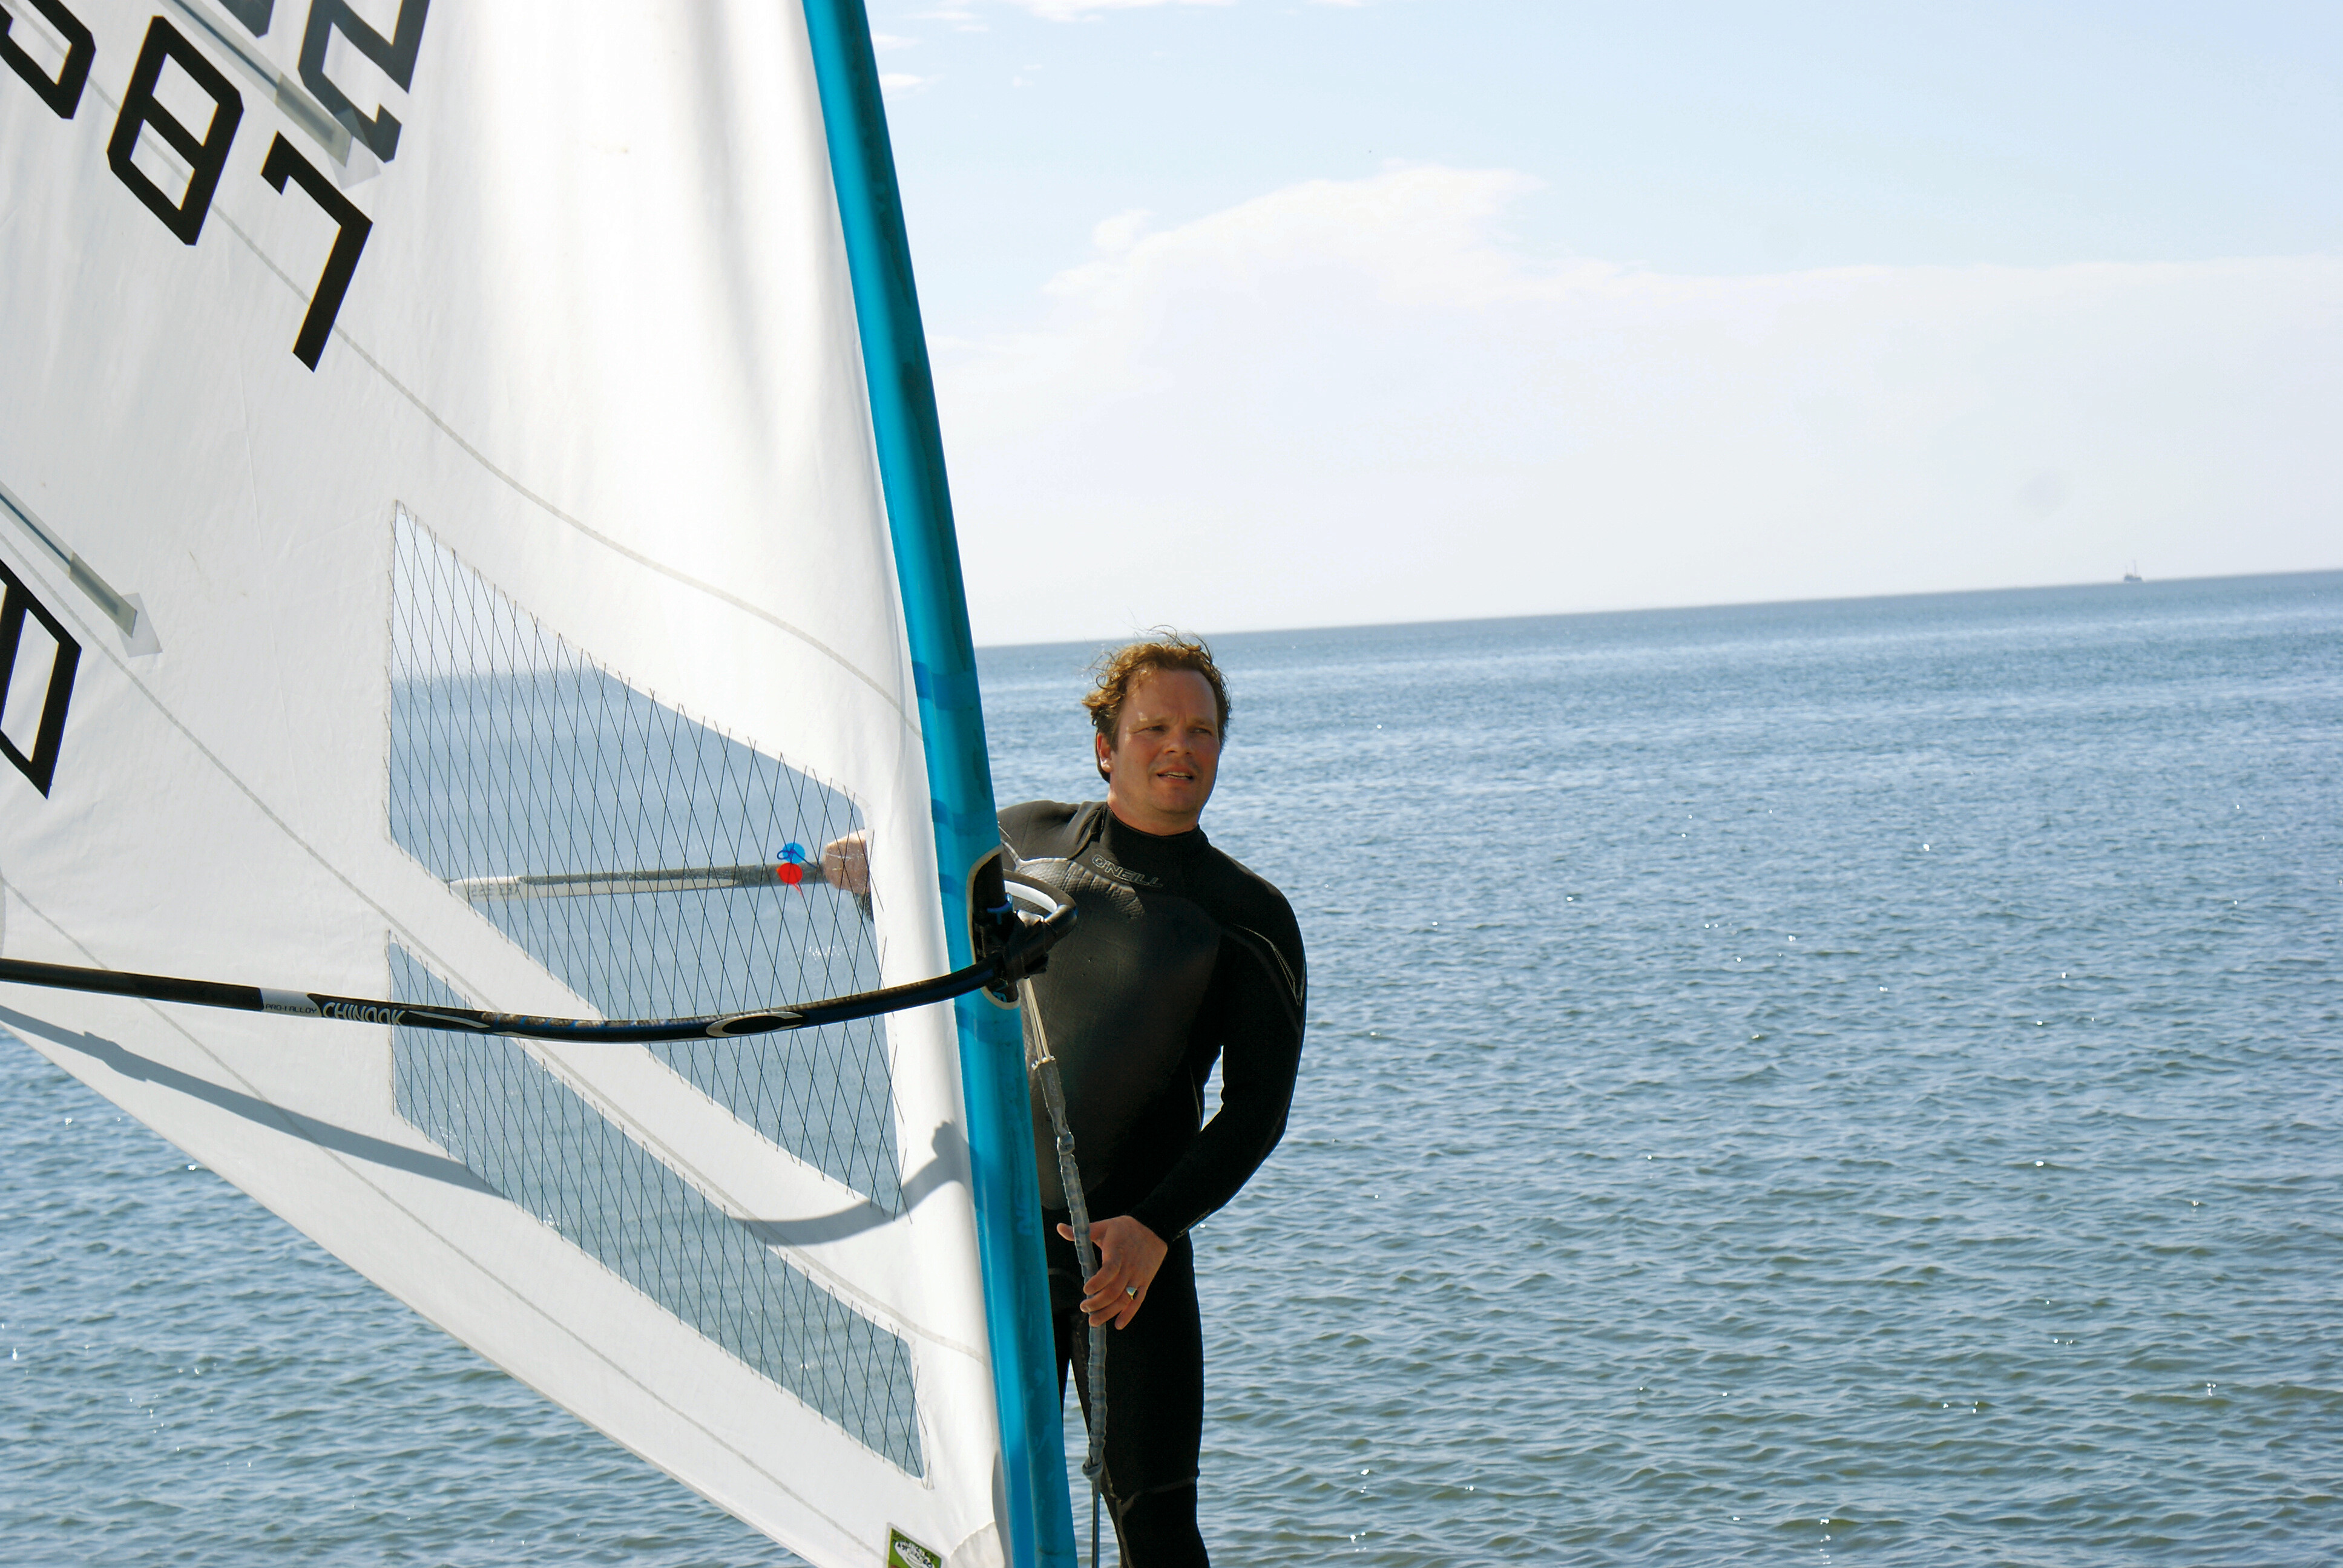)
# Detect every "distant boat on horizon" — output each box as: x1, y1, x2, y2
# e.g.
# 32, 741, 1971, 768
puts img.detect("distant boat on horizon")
2123, 560, 2144, 583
